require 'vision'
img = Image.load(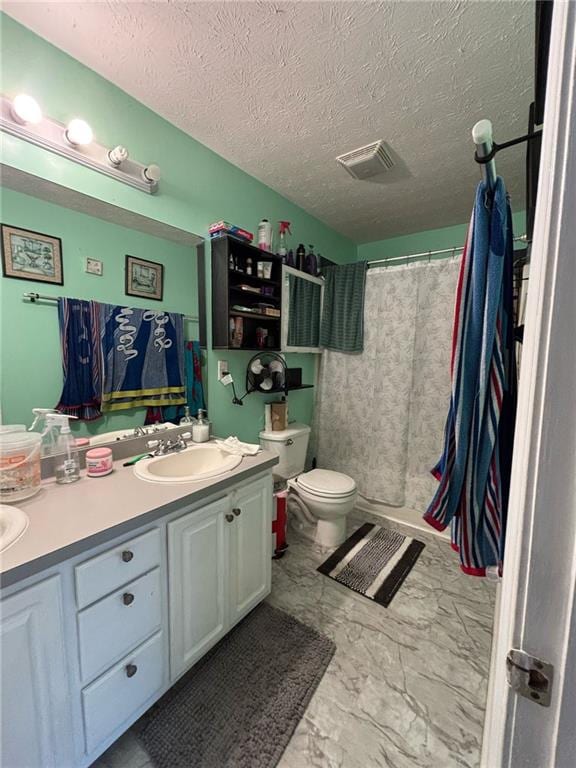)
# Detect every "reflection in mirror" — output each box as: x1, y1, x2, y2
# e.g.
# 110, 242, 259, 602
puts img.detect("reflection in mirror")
282, 266, 324, 353
0, 168, 206, 448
